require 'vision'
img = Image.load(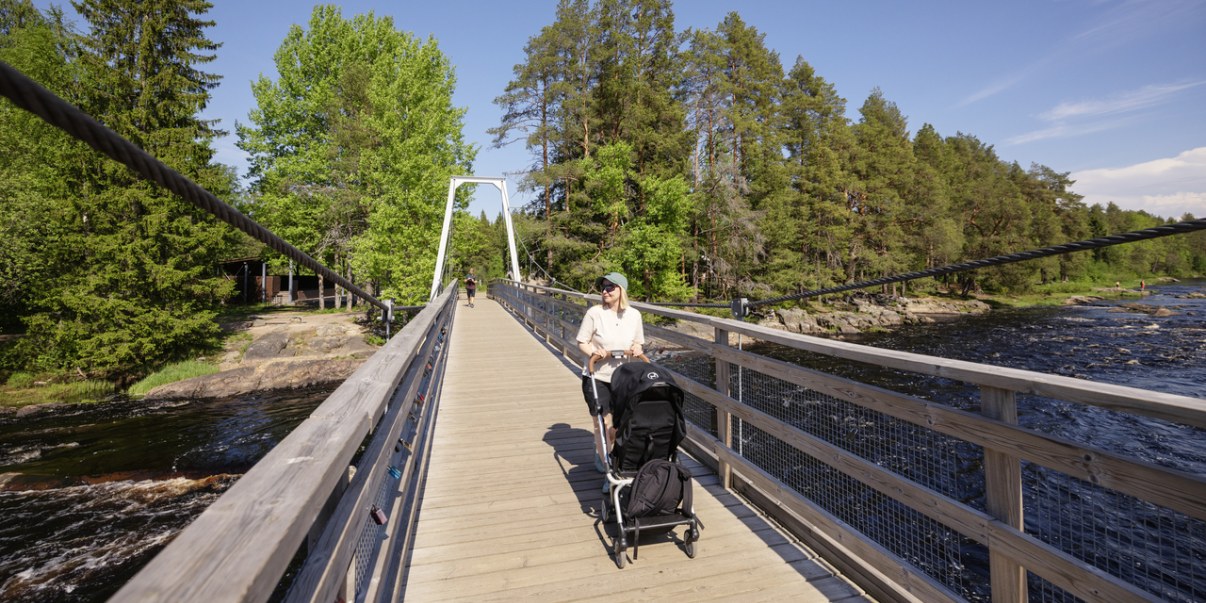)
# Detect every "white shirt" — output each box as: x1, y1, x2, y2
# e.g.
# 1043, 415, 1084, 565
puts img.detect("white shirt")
576, 304, 645, 382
